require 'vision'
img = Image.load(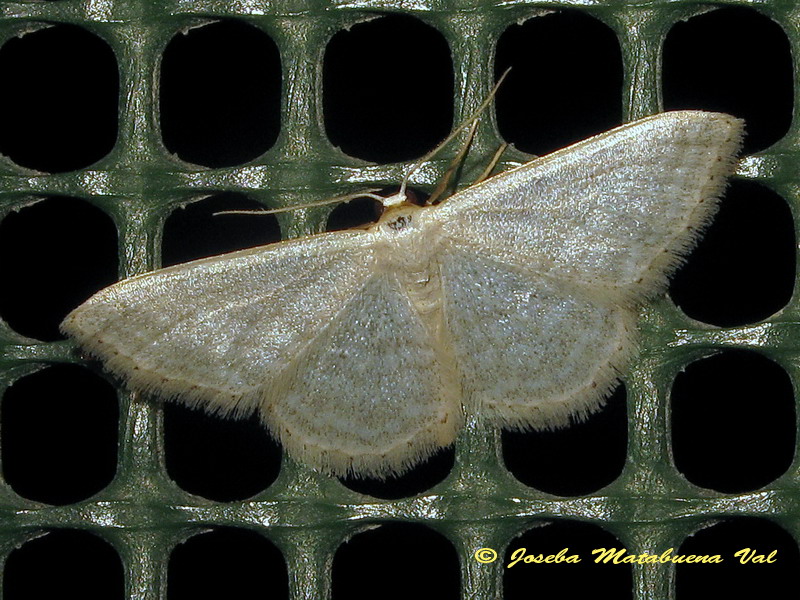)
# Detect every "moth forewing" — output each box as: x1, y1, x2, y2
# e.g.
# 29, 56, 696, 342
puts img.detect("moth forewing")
429, 110, 743, 296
